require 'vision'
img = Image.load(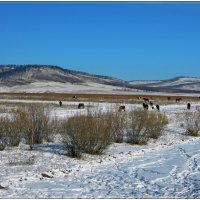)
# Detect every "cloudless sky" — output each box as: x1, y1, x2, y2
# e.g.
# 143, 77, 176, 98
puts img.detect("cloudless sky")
0, 2, 200, 80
